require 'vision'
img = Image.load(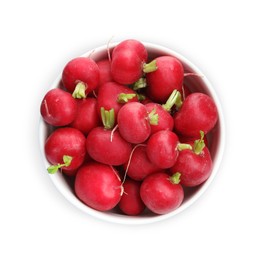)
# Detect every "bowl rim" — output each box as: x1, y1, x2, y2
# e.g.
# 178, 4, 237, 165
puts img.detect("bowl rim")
39, 41, 225, 225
